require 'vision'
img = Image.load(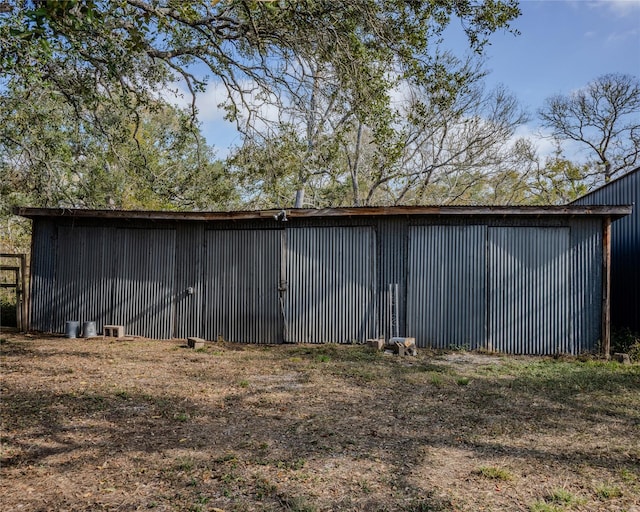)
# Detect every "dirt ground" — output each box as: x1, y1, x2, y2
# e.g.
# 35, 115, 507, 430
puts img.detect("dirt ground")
1, 332, 639, 512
